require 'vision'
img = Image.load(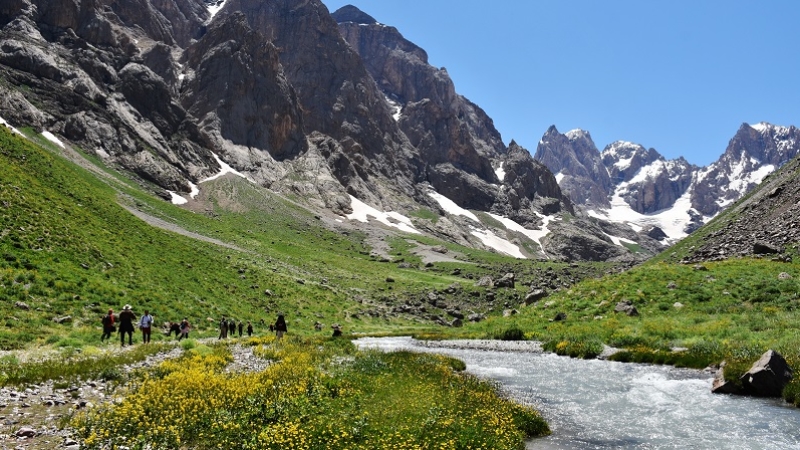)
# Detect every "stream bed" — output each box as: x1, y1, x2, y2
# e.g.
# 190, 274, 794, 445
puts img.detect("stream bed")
354, 336, 800, 449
